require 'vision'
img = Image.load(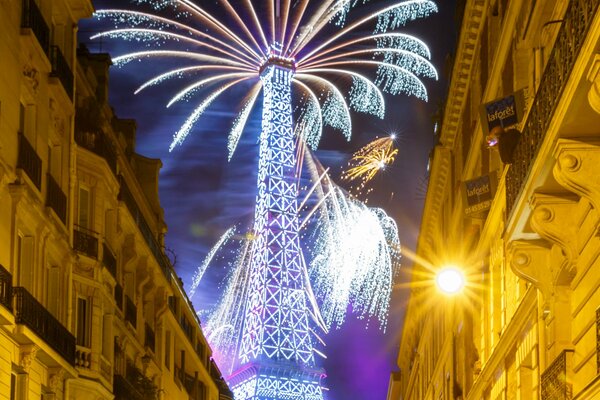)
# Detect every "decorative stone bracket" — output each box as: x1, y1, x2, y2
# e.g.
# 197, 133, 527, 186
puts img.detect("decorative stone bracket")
529, 193, 579, 284
554, 138, 600, 211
